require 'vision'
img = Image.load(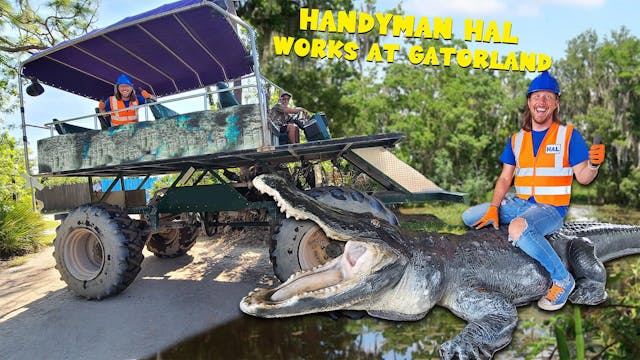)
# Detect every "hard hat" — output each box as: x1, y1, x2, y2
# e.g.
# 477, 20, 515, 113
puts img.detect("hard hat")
279, 91, 292, 99
527, 71, 560, 96
116, 73, 134, 86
